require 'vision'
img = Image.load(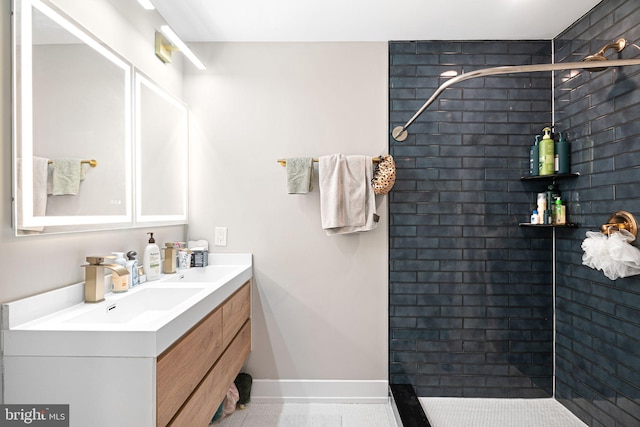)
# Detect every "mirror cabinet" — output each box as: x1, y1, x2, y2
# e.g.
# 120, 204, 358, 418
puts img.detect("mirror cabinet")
12, 0, 188, 235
